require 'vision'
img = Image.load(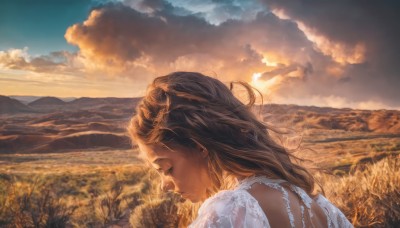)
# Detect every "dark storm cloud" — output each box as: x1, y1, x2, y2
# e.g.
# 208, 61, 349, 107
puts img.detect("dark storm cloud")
262, 0, 400, 107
